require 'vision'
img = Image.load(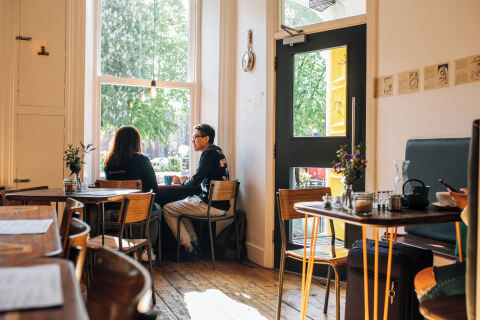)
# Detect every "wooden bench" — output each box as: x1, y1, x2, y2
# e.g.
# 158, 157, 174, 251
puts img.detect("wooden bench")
420, 294, 467, 320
